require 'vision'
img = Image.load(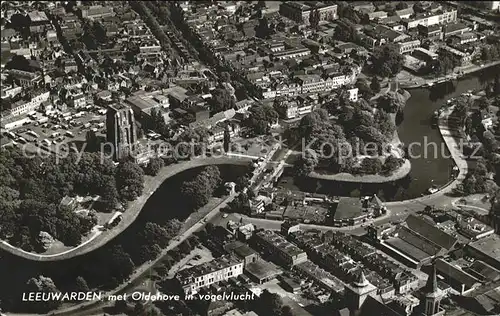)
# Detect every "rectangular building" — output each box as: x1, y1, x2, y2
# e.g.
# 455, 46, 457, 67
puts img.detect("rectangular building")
253, 230, 307, 267
279, 1, 337, 24
404, 9, 457, 29
417, 24, 443, 41
9, 91, 50, 117
398, 39, 421, 54
467, 235, 500, 270
412, 47, 439, 64
435, 258, 481, 295
176, 255, 244, 295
